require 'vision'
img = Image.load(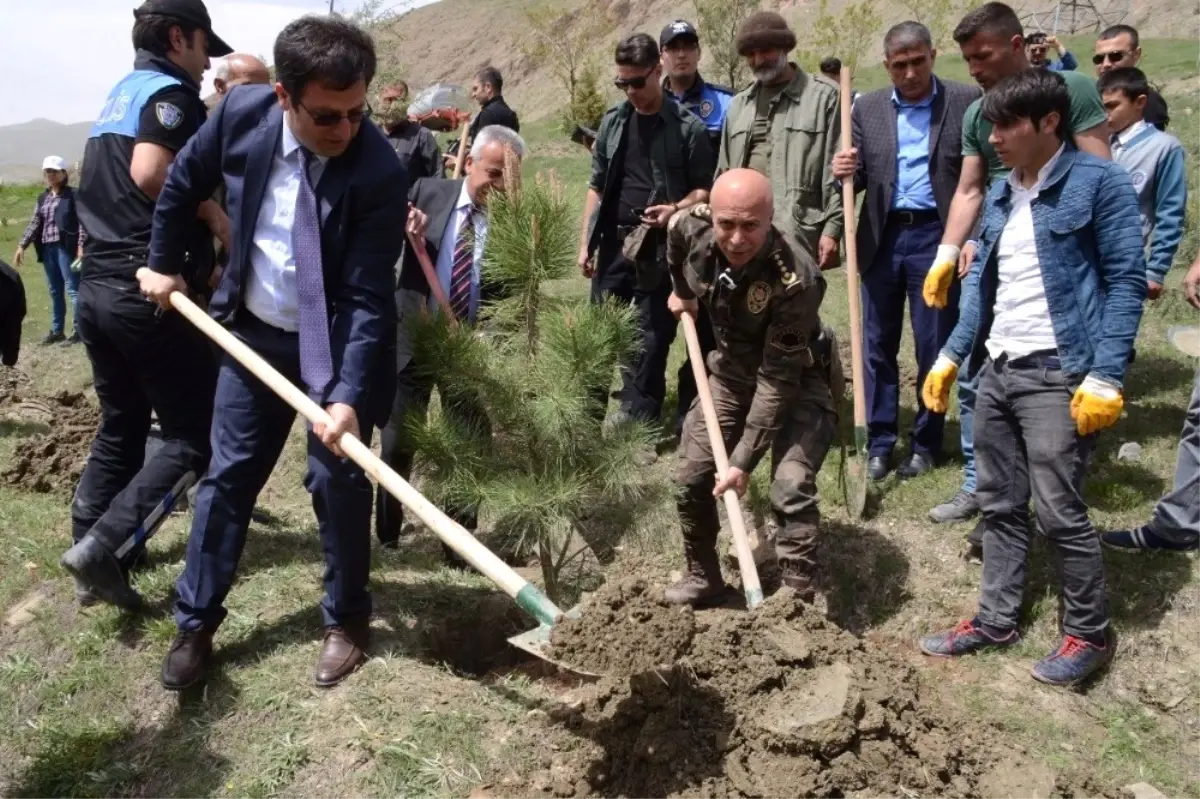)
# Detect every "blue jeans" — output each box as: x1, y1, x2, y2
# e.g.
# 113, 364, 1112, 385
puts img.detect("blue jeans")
41, 242, 79, 335
959, 358, 978, 494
